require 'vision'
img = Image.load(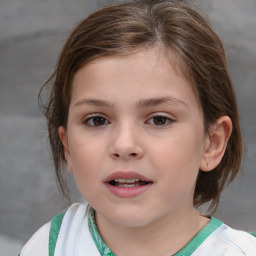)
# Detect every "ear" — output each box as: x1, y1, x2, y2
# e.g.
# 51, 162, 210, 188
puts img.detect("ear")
200, 116, 232, 171
58, 126, 74, 174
